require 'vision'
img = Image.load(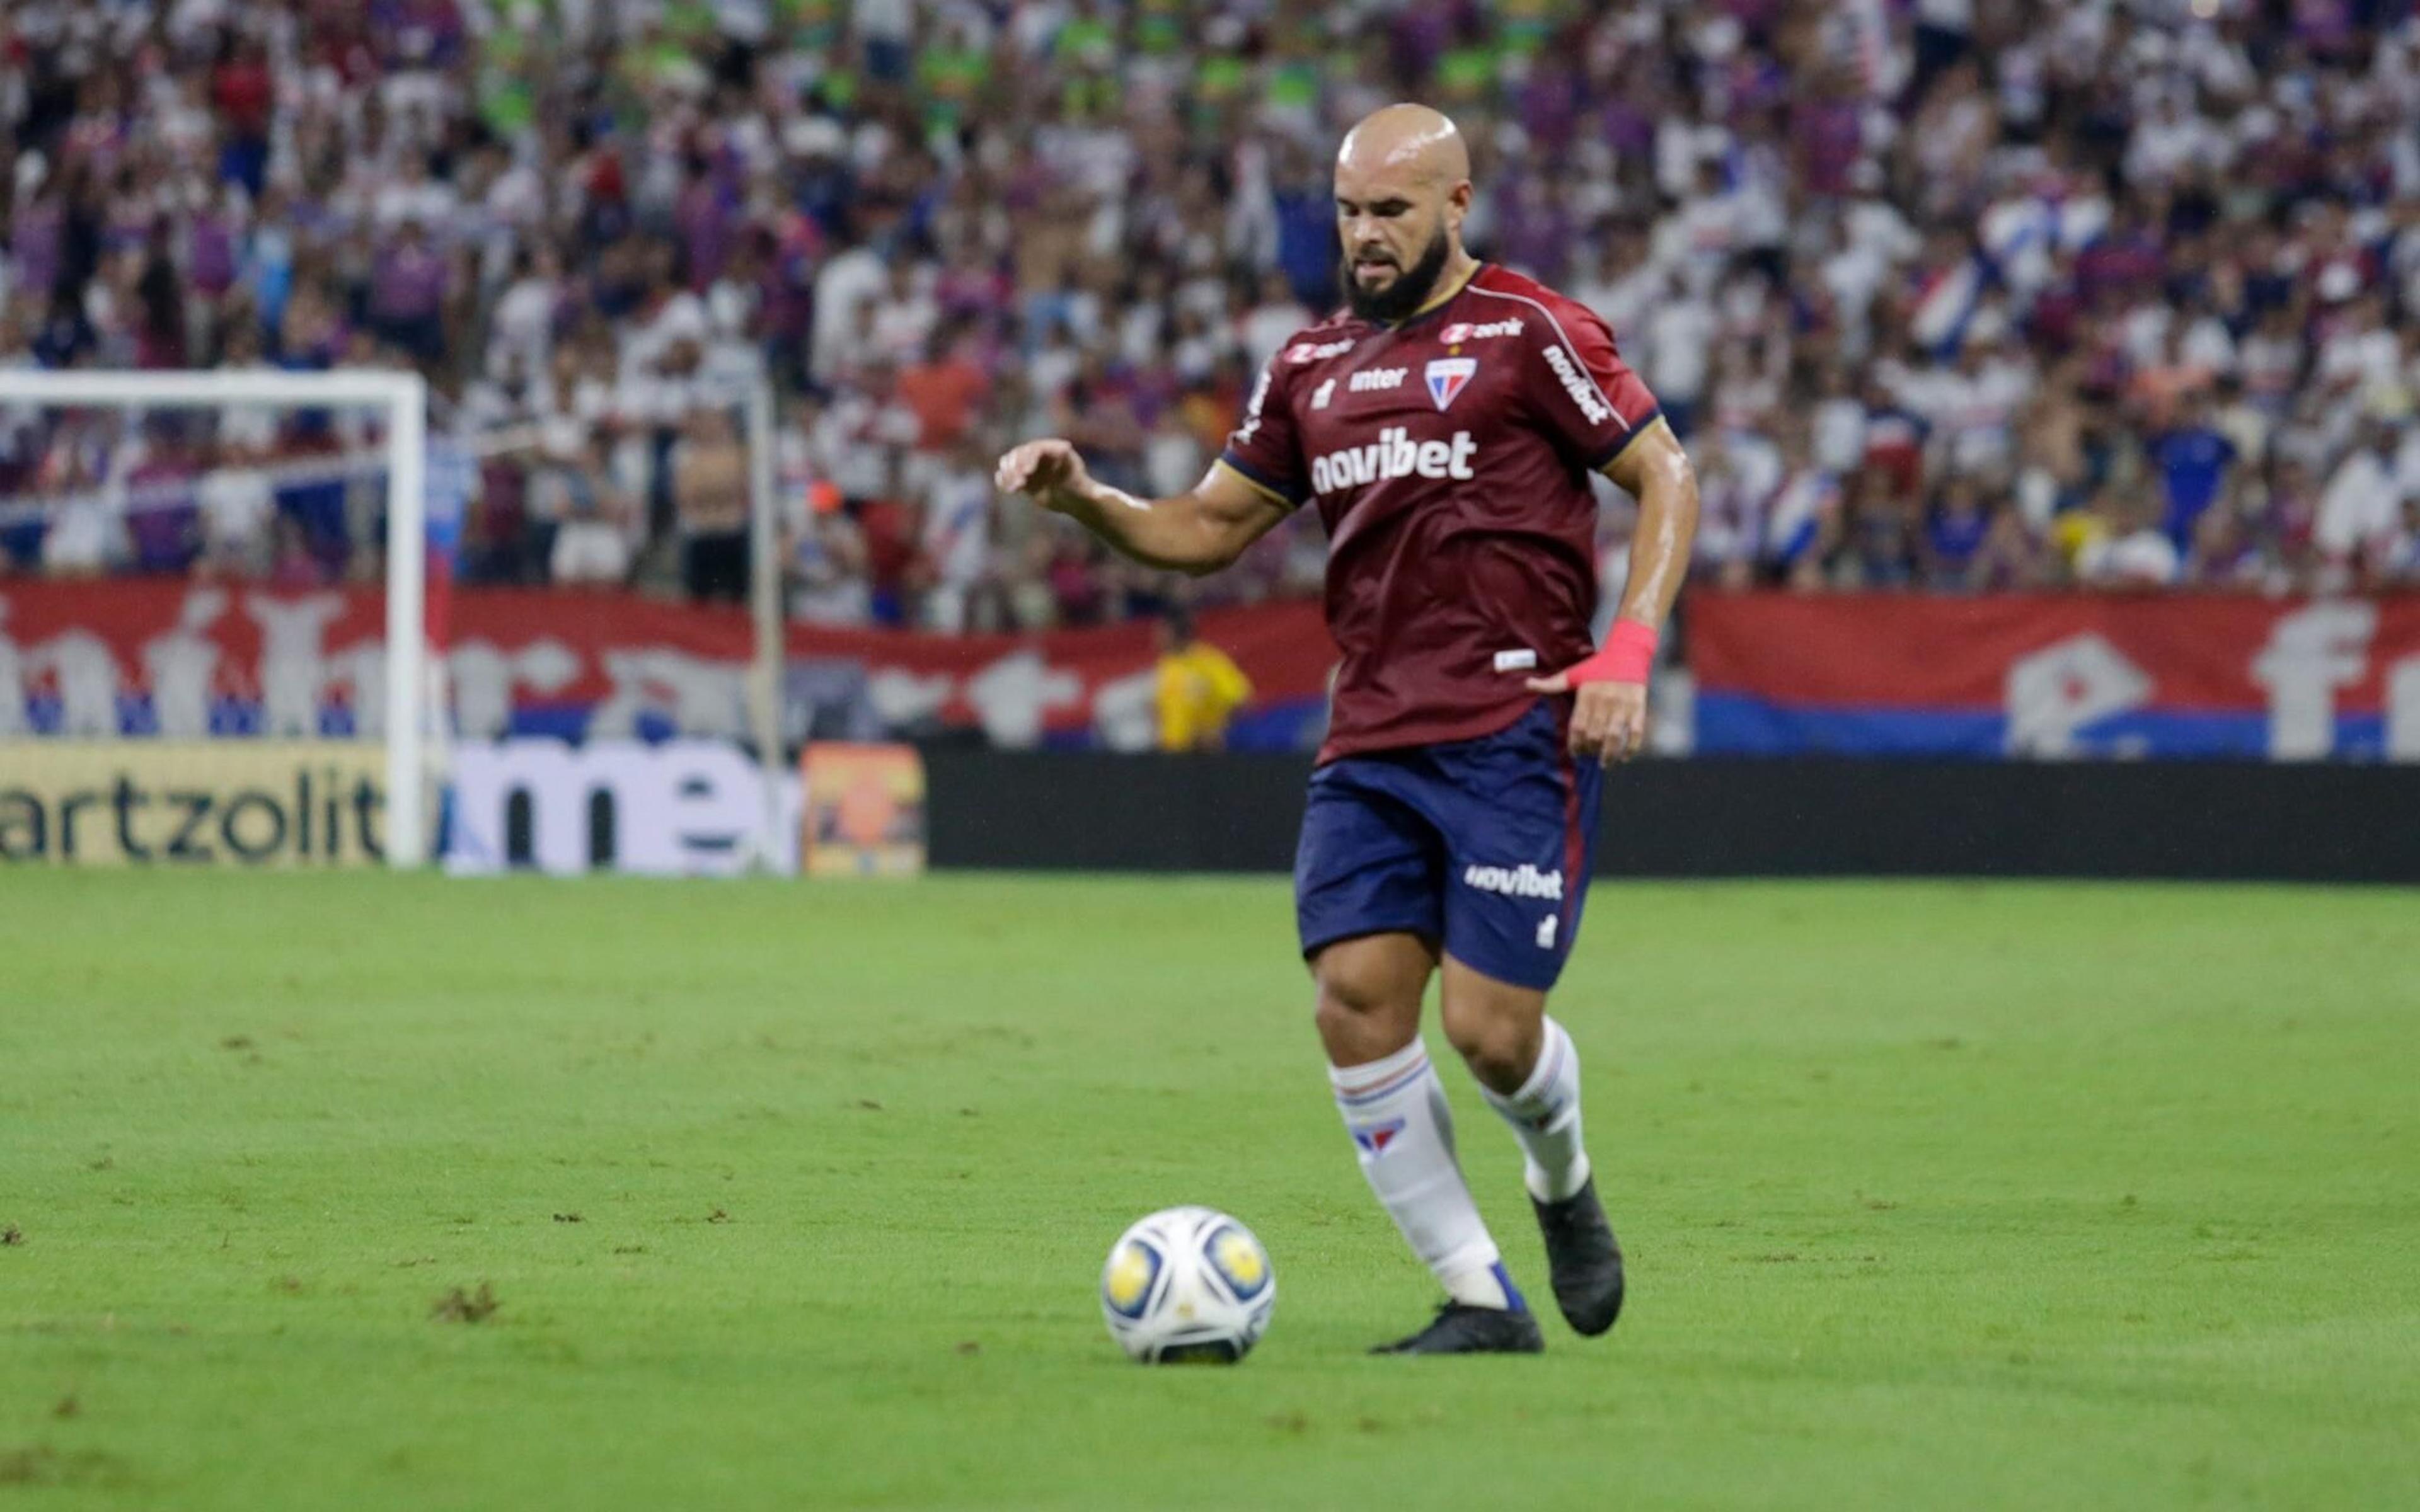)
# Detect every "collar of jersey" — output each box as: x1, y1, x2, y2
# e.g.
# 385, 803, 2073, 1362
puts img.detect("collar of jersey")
1369, 260, 1484, 334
